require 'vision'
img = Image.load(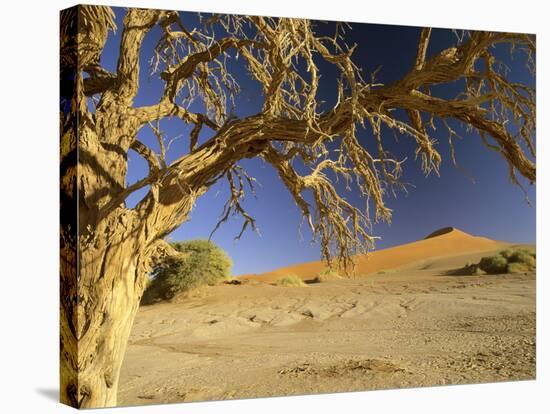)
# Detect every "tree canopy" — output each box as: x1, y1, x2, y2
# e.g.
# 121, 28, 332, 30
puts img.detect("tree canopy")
61, 6, 535, 269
